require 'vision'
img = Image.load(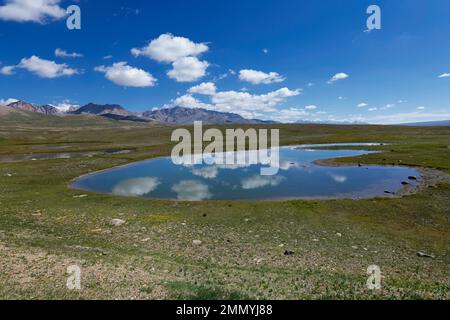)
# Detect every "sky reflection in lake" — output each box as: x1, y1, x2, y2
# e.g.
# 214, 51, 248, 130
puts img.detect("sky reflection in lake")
70, 145, 420, 201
